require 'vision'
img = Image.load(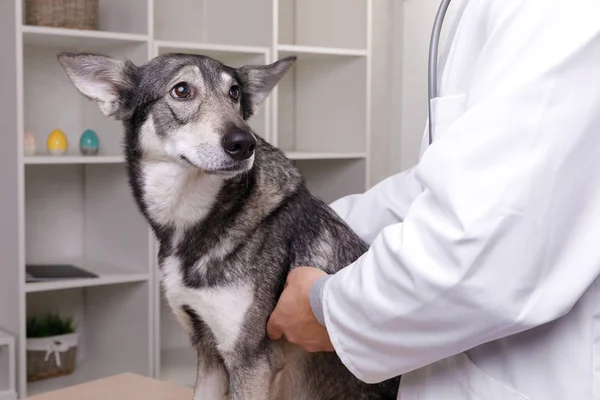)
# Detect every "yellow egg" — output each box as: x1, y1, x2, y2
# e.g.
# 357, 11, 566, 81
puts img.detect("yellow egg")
47, 129, 68, 156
